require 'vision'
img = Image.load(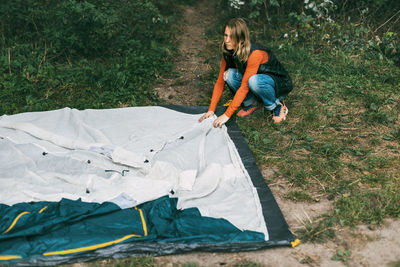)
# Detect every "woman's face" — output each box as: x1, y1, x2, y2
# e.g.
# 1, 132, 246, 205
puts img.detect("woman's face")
224, 26, 235, 50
